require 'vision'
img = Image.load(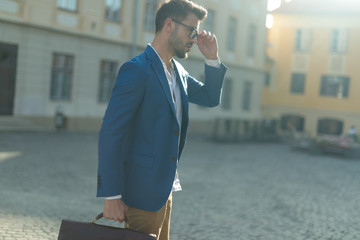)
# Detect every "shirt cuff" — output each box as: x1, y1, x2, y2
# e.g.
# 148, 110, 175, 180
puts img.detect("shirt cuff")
205, 58, 221, 68
105, 194, 122, 200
